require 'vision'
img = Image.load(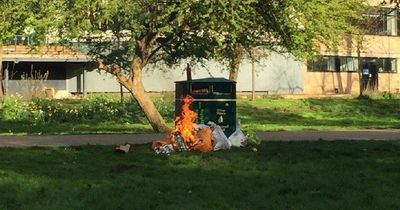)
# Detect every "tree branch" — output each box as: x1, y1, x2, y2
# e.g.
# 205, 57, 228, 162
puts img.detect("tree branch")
97, 58, 131, 88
